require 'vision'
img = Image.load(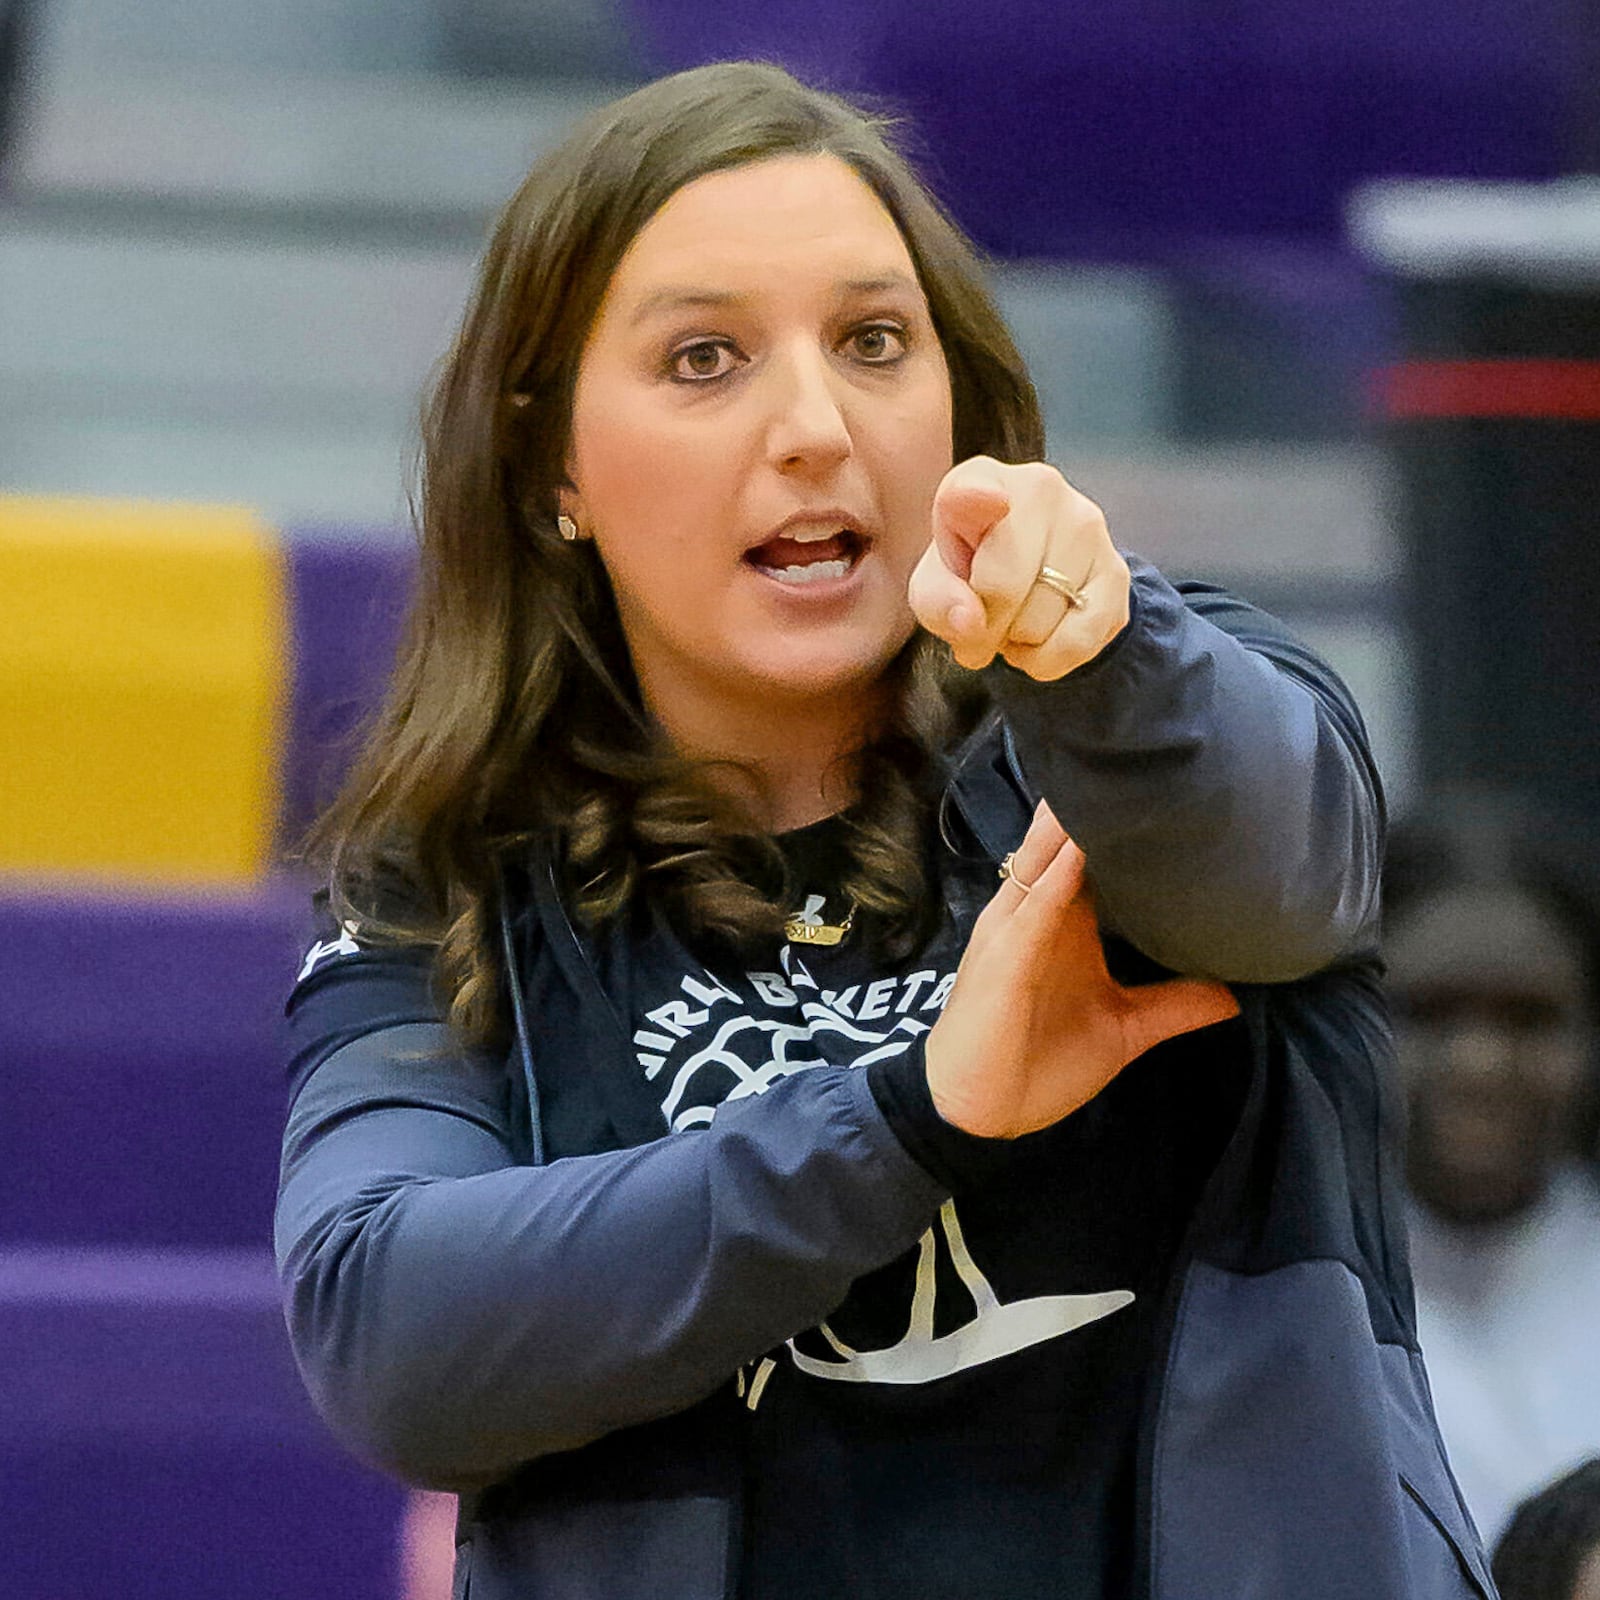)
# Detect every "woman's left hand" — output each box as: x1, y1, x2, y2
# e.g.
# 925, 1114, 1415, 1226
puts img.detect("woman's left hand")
923, 801, 1241, 1138
907, 456, 1131, 680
